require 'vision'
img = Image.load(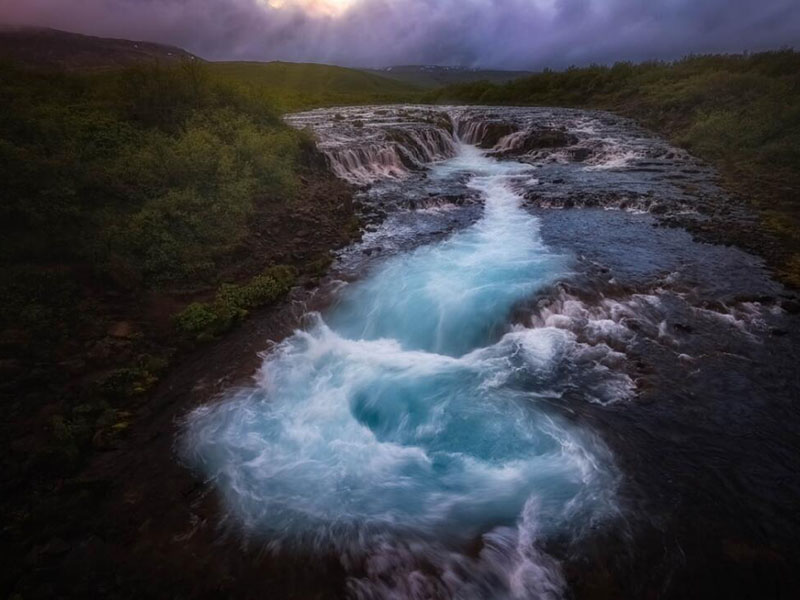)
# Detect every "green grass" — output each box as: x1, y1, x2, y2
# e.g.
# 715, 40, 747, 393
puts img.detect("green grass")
207, 61, 422, 111
360, 66, 533, 89
425, 51, 800, 285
